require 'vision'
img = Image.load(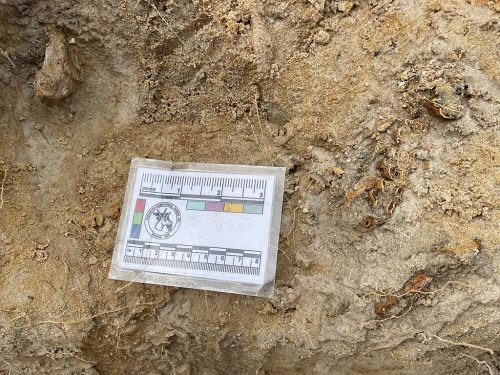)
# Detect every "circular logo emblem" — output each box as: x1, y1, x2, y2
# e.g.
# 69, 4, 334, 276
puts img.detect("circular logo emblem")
145, 202, 181, 239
